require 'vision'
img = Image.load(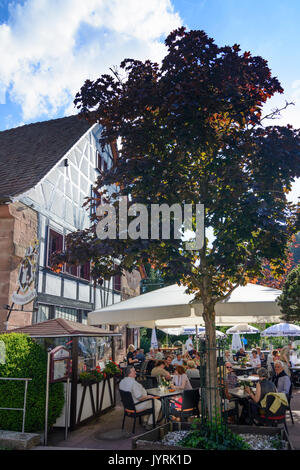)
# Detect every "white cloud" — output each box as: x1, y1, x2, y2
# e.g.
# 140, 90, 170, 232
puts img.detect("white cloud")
0, 0, 182, 120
